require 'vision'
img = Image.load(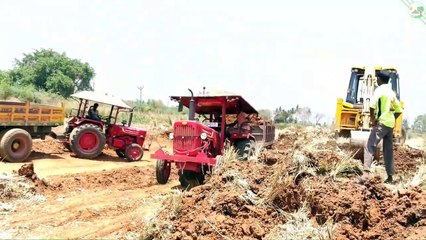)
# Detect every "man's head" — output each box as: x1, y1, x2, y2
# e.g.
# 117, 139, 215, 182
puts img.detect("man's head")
377, 70, 391, 86
93, 103, 99, 109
